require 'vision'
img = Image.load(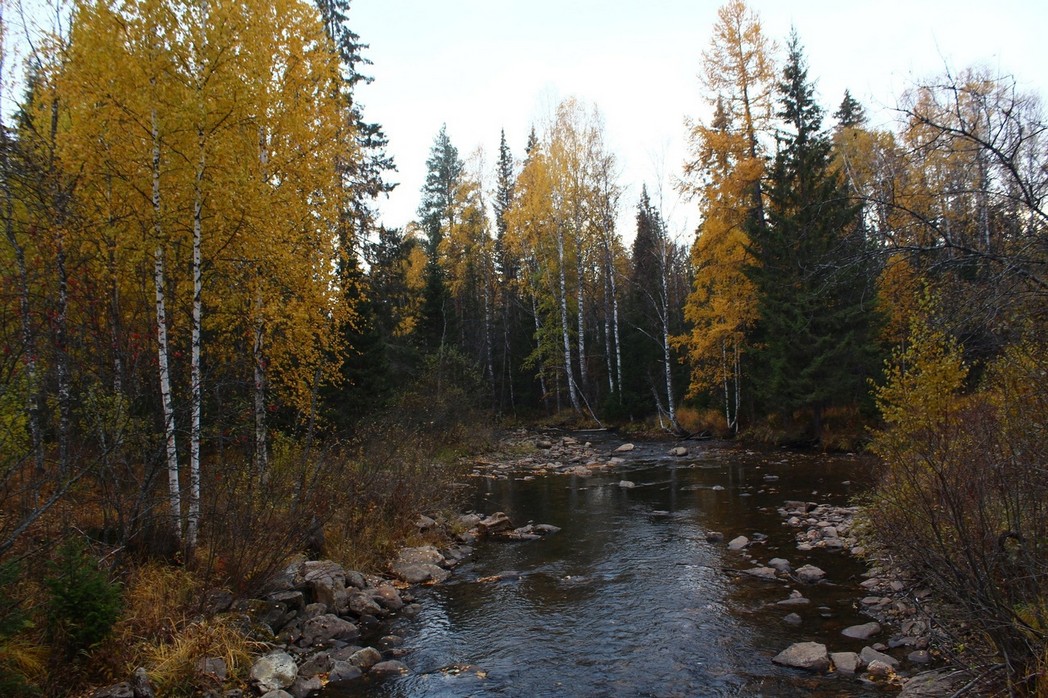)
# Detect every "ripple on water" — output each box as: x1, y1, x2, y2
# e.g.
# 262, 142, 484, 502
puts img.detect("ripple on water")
323, 443, 883, 698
